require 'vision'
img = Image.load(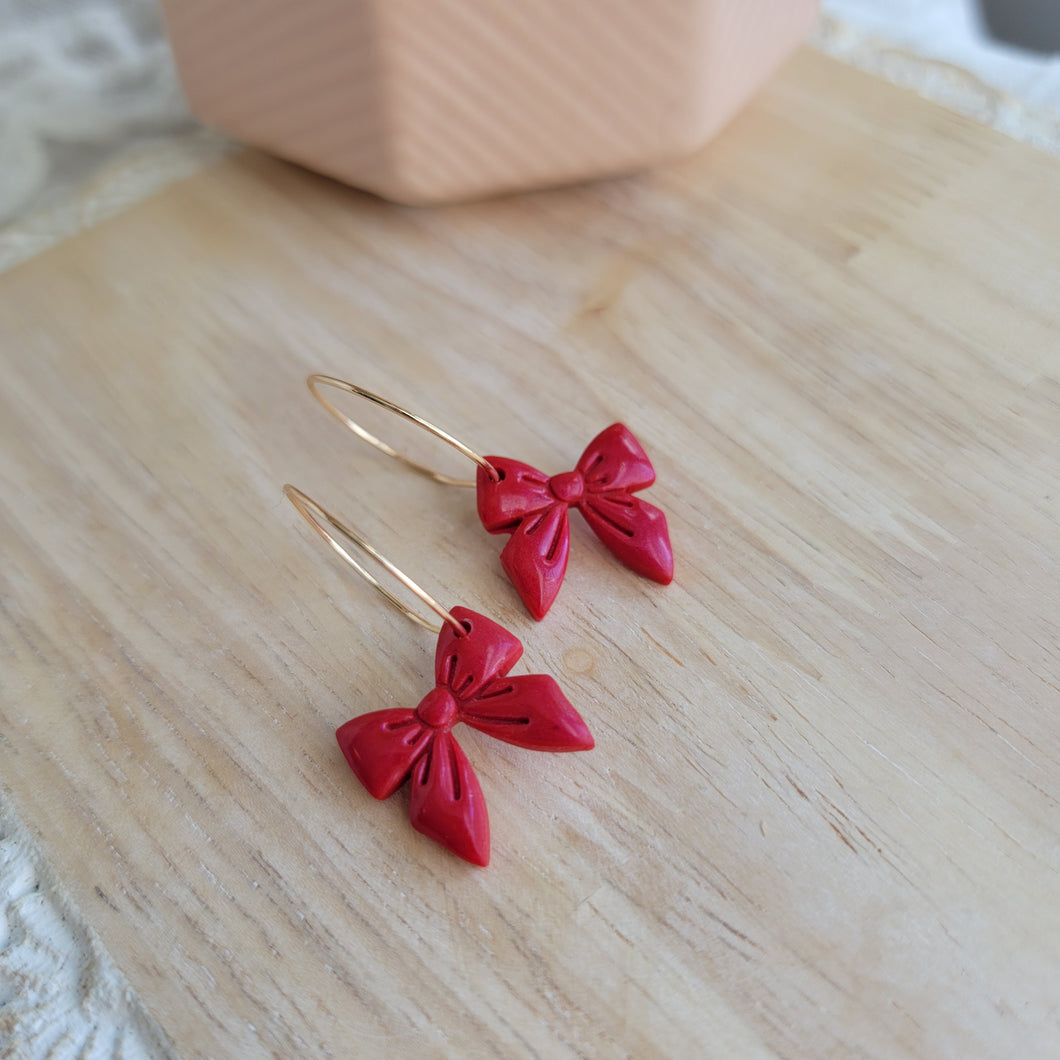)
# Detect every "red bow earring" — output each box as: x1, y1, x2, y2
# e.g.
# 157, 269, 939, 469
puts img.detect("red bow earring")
283, 486, 594, 867
307, 375, 674, 619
